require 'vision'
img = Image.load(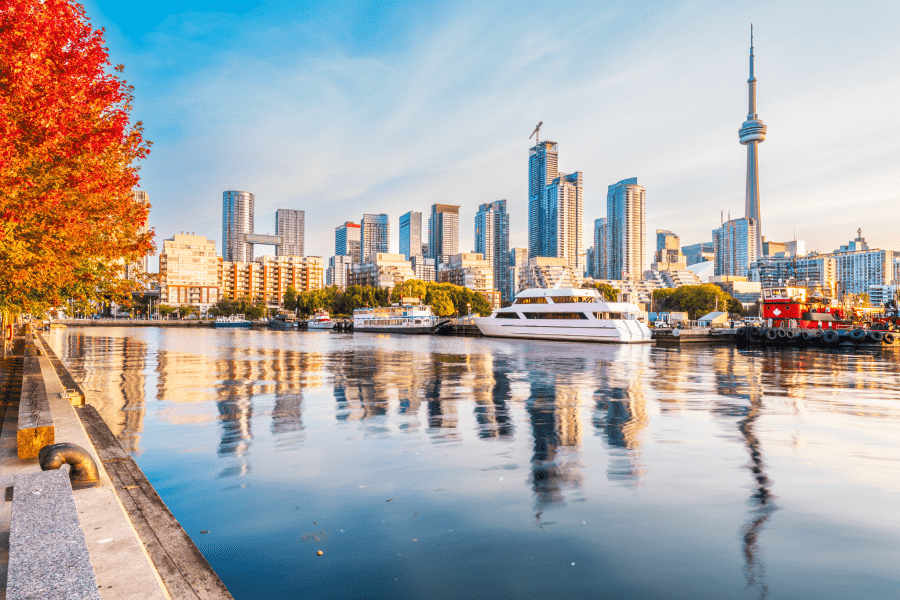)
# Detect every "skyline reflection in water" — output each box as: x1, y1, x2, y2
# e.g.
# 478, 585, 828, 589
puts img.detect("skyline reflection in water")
47, 328, 900, 600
